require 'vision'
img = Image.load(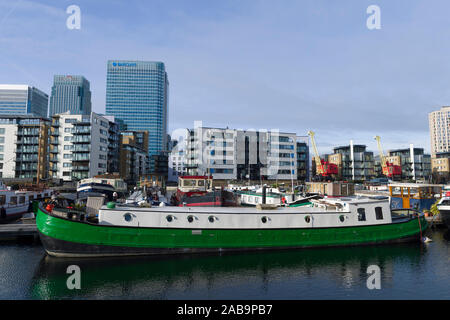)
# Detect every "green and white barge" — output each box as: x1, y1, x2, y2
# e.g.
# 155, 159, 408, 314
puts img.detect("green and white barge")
36, 196, 428, 257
